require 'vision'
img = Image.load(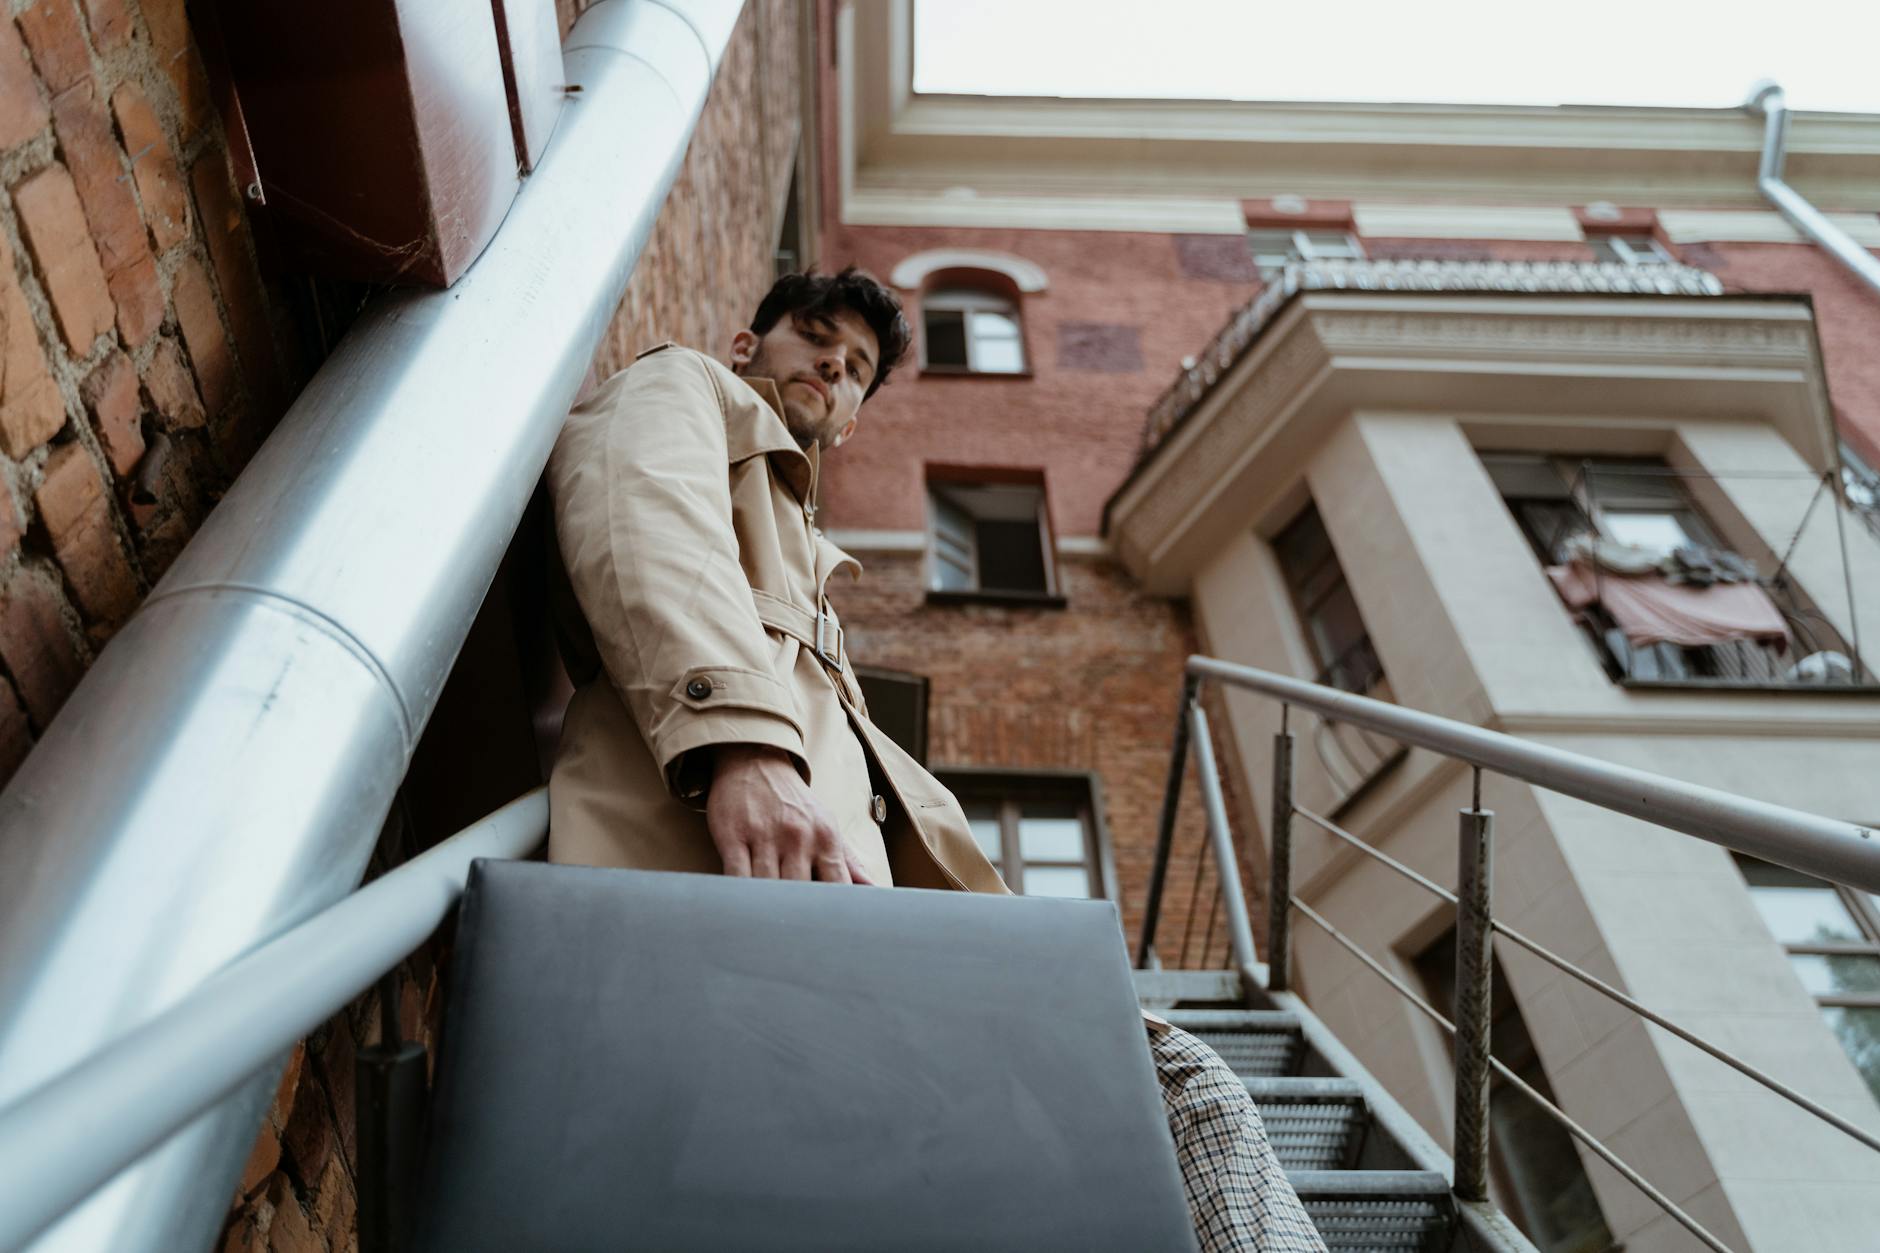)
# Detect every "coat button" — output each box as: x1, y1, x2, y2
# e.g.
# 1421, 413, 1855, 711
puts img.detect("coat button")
871, 794, 887, 822
686, 678, 712, 700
